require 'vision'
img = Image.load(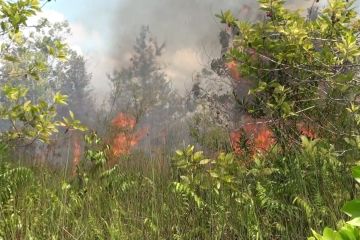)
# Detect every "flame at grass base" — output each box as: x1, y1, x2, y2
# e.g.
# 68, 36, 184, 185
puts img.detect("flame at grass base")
230, 119, 275, 156
230, 117, 317, 156
72, 132, 82, 175
110, 112, 149, 158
